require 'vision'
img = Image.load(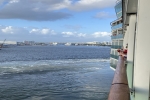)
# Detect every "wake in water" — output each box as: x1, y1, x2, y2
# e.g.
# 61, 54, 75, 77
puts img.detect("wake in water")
0, 59, 110, 75
0, 46, 113, 100
0, 58, 113, 100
